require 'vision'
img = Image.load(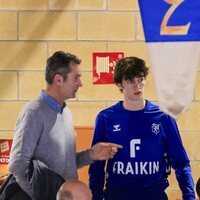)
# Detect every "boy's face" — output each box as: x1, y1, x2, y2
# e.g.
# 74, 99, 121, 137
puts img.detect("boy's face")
121, 76, 146, 101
